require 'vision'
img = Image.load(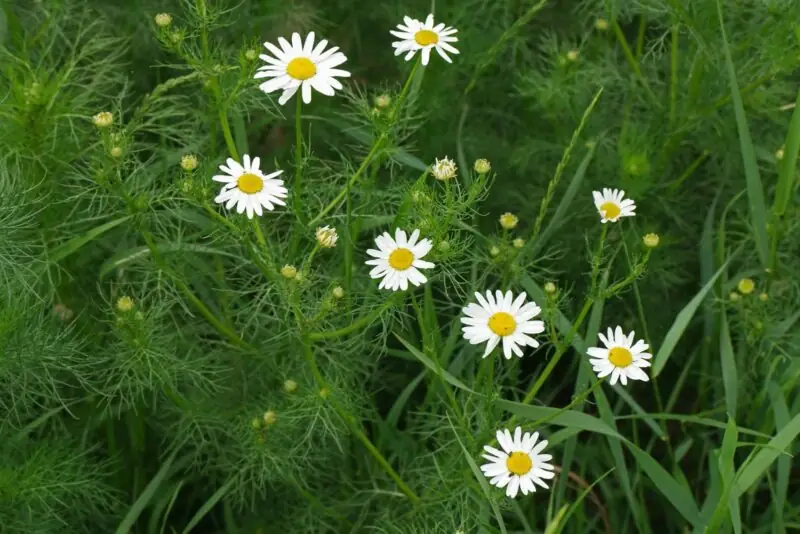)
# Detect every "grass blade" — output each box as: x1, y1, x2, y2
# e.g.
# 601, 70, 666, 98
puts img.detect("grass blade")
767, 382, 790, 534
394, 333, 480, 396
652, 253, 736, 377
495, 400, 623, 440
115, 450, 179, 534
716, 0, 769, 267
48, 215, 132, 263
98, 243, 240, 279
719, 311, 738, 419
181, 478, 236, 534
773, 88, 800, 220
734, 412, 800, 498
